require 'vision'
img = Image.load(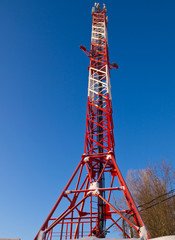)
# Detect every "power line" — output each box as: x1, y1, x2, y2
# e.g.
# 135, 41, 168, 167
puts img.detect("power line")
138, 188, 175, 208
139, 194, 175, 212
